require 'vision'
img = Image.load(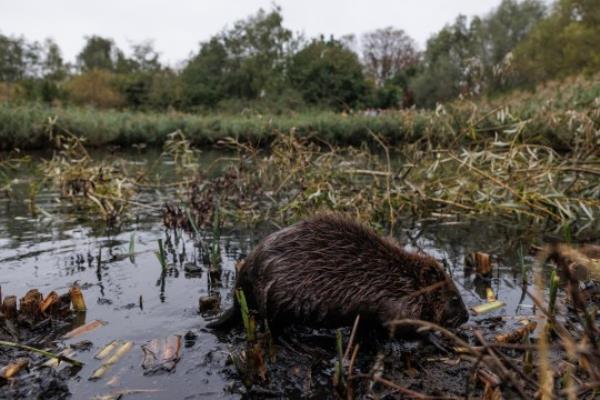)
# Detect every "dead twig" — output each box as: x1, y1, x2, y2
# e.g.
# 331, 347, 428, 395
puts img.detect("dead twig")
351, 373, 462, 400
